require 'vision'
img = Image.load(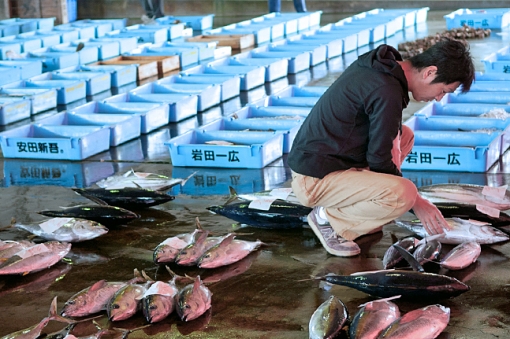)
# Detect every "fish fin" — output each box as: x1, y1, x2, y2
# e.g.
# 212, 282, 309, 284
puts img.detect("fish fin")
141, 270, 155, 282
390, 232, 398, 244
181, 171, 197, 187
123, 169, 135, 178
392, 244, 425, 272
224, 186, 239, 205
132, 181, 143, 189
89, 279, 108, 292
